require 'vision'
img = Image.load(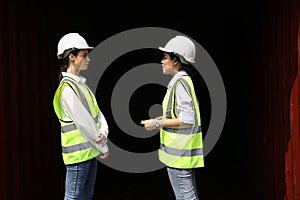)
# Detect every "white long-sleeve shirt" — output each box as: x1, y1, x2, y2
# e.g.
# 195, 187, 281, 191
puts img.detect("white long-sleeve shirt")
60, 72, 108, 153
164, 70, 195, 124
